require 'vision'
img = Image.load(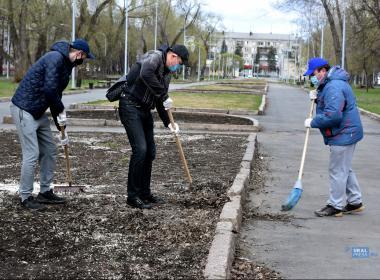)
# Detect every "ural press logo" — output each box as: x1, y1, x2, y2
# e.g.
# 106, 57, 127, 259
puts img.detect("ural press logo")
346, 247, 378, 258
